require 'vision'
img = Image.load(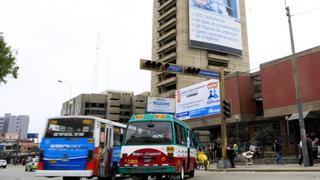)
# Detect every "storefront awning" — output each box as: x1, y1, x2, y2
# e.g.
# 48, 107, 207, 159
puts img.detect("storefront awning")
287, 111, 309, 121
